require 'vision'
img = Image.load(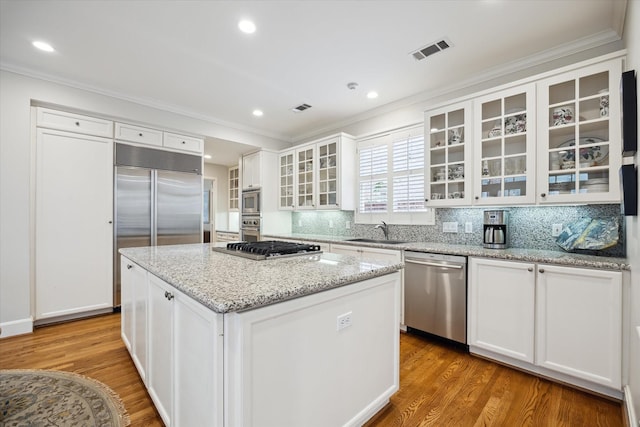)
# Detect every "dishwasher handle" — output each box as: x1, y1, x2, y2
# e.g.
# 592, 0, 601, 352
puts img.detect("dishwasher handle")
404, 258, 464, 269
